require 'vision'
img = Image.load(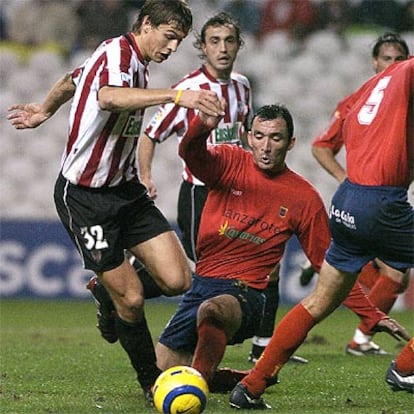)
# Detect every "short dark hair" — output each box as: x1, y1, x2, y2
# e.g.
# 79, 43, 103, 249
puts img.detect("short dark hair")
252, 104, 294, 139
372, 32, 410, 58
132, 0, 192, 35
194, 12, 244, 59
